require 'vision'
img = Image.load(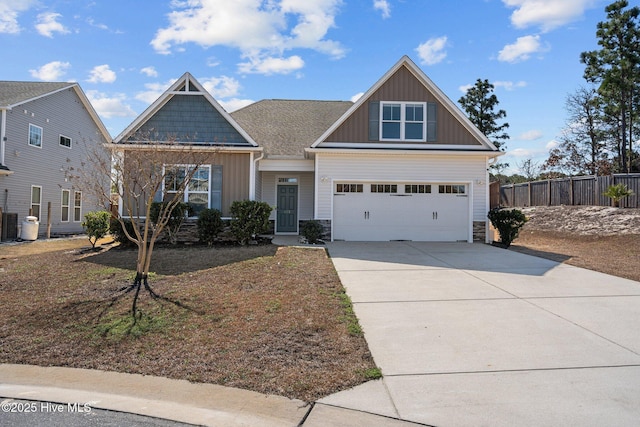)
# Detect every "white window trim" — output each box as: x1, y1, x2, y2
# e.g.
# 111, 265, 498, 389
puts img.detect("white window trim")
73, 191, 82, 222
163, 164, 212, 216
31, 185, 42, 219
380, 101, 427, 142
59, 134, 72, 149
61, 189, 70, 222
28, 124, 43, 148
